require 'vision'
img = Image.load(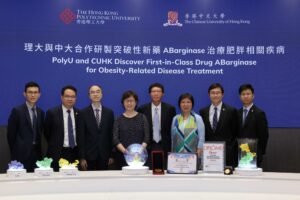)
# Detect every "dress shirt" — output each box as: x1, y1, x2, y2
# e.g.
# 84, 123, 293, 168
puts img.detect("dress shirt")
62, 105, 77, 147
92, 103, 102, 123
209, 102, 222, 128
